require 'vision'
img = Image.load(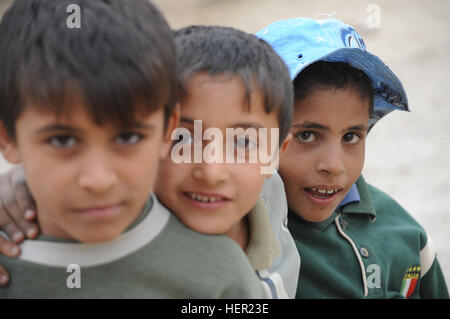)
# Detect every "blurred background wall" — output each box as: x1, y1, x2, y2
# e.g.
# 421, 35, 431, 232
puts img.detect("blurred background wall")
1, 0, 449, 289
